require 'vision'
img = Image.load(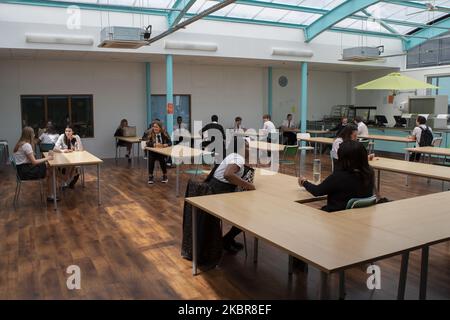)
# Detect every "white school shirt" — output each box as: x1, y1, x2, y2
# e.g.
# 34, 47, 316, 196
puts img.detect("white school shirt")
281, 119, 296, 129
13, 142, 33, 165
331, 137, 343, 160
412, 124, 432, 147
54, 134, 83, 151
357, 122, 369, 137
213, 153, 245, 183
39, 133, 59, 144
